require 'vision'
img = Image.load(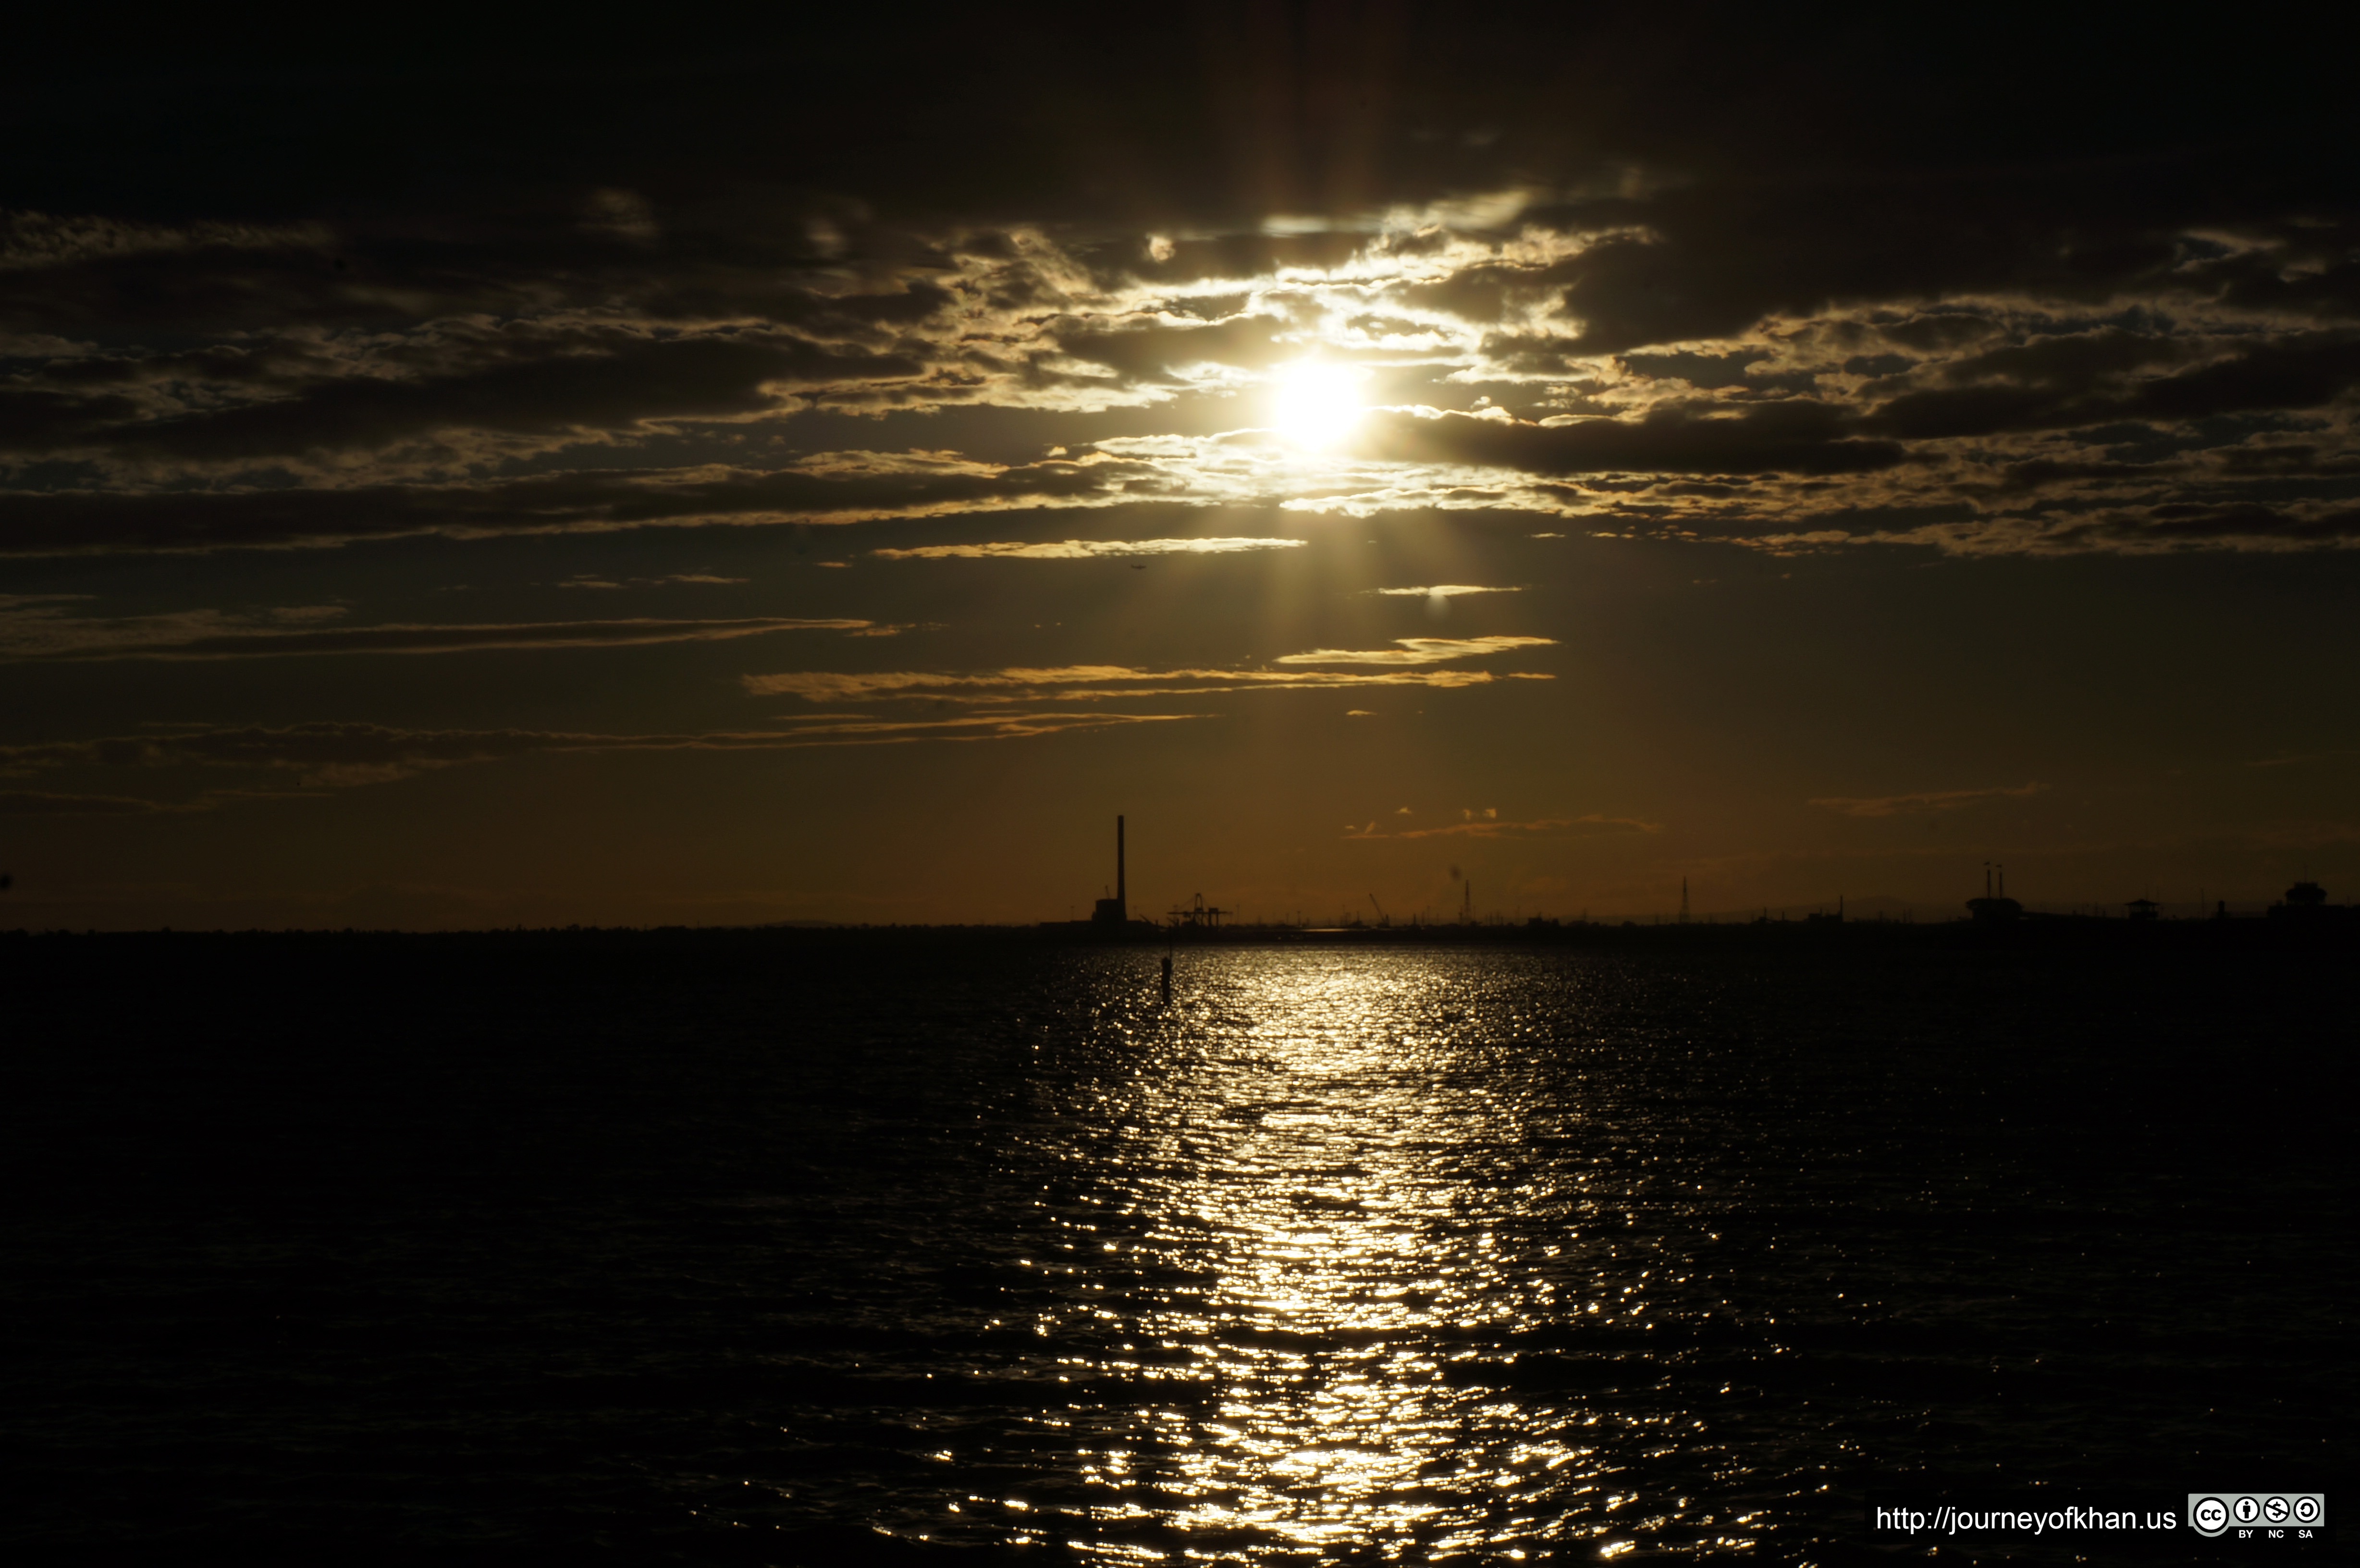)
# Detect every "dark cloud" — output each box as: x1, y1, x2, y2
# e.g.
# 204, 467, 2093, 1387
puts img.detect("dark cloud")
4, 331, 922, 466
0, 612, 870, 661
1059, 314, 1294, 381
1866, 334, 2360, 441
0, 456, 1143, 554
1618, 350, 1777, 391
2068, 502, 2360, 546
1359, 404, 1907, 478
0, 713, 1211, 801
0, 789, 170, 814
